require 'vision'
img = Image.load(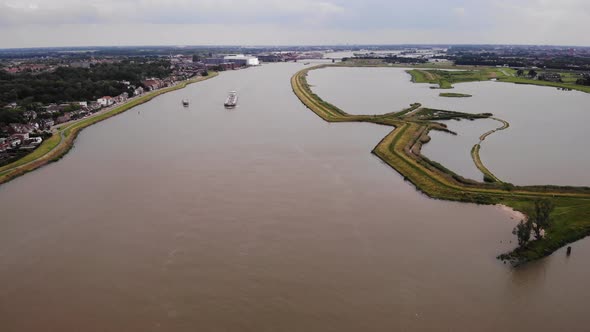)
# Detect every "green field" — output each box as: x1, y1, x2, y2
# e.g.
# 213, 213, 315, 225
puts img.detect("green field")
407, 68, 508, 89
498, 76, 590, 93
